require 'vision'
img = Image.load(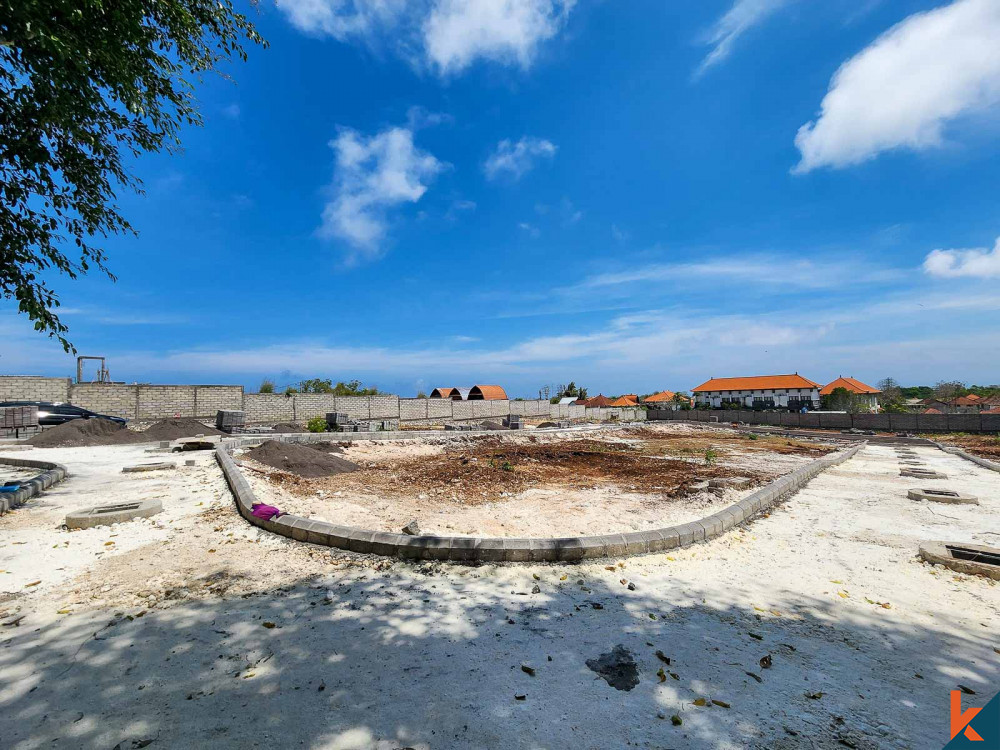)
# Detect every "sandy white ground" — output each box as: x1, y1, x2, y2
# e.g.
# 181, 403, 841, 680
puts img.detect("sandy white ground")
0, 440, 997, 749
